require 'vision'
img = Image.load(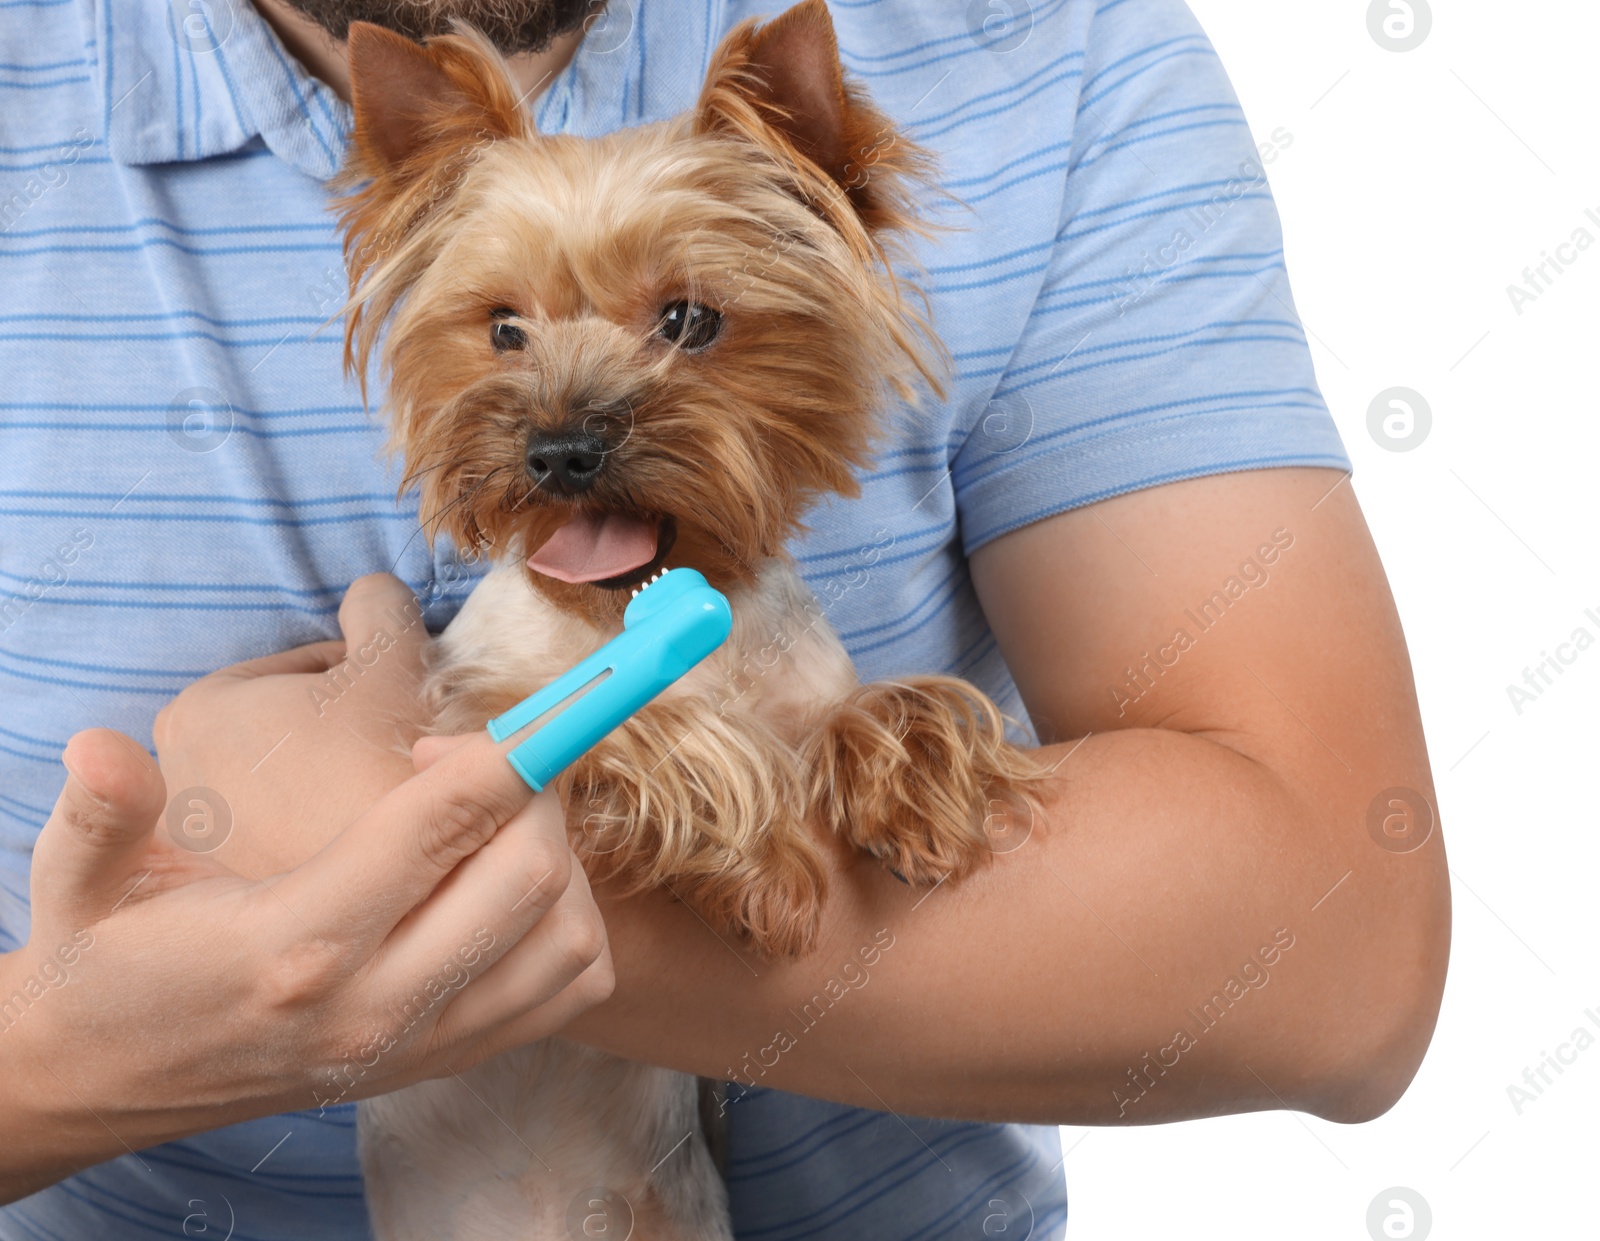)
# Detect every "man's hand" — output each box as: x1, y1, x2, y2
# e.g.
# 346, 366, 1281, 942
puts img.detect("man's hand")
153, 573, 434, 875
1, 619, 612, 1203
